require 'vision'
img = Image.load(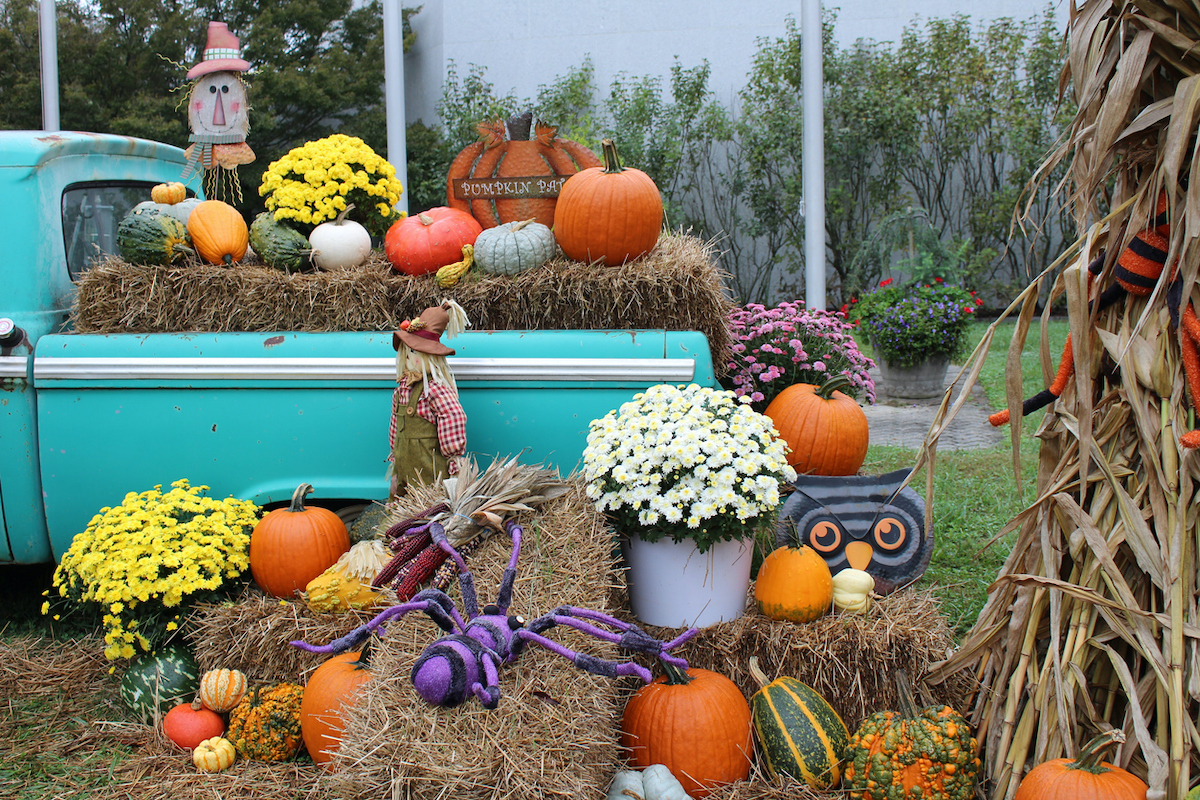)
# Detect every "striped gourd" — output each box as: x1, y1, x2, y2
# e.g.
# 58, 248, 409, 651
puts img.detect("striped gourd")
748, 657, 849, 790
